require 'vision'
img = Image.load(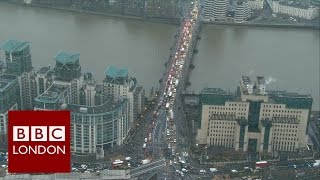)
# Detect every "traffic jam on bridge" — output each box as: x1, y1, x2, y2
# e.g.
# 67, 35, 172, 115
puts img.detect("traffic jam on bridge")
142, 0, 200, 176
